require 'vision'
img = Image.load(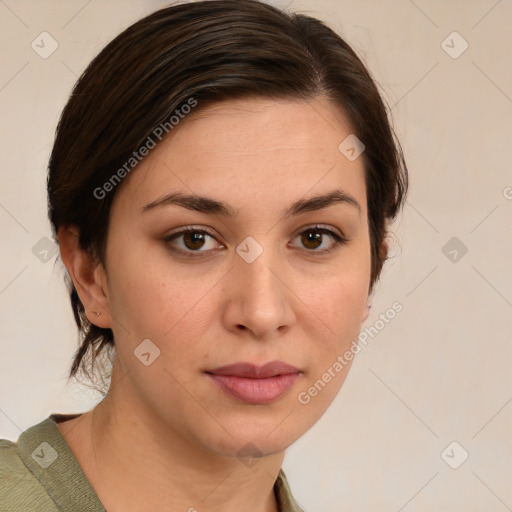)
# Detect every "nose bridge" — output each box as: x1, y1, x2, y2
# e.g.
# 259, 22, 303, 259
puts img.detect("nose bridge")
237, 242, 282, 303
229, 238, 293, 335
243, 253, 278, 292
